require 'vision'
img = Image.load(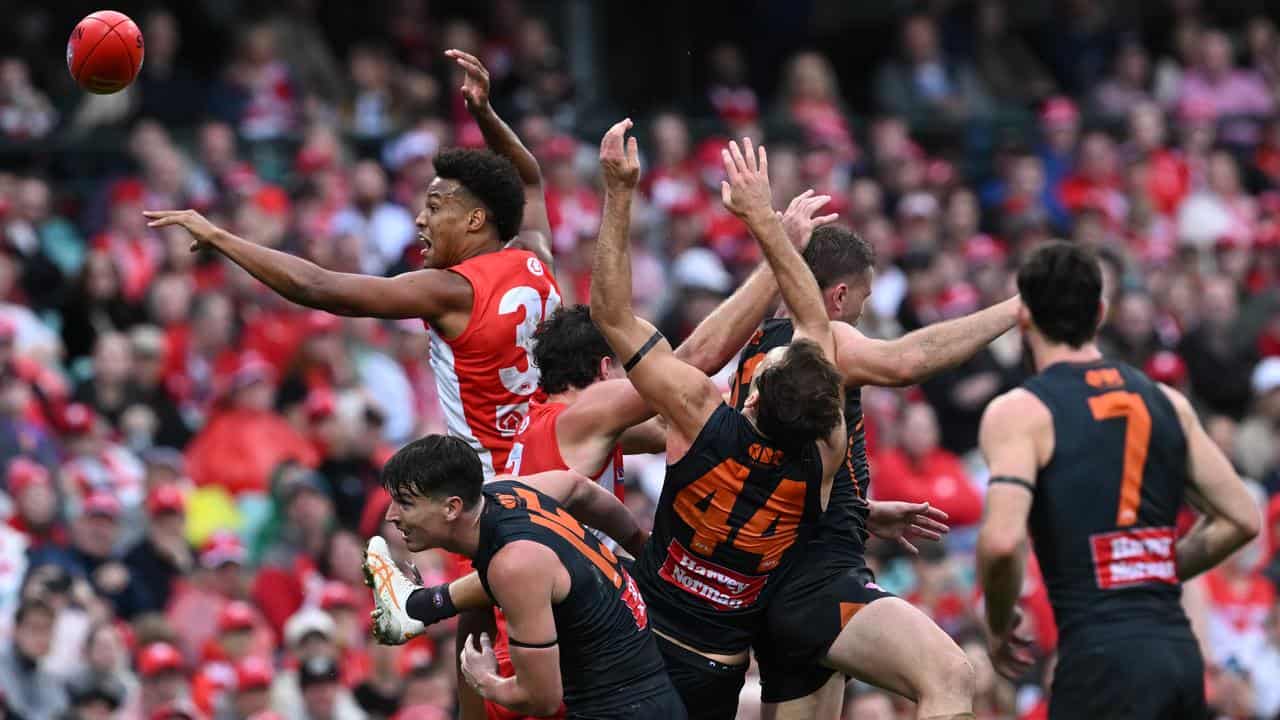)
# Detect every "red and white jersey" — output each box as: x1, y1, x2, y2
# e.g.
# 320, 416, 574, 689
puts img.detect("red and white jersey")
503, 400, 624, 499
427, 250, 562, 478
